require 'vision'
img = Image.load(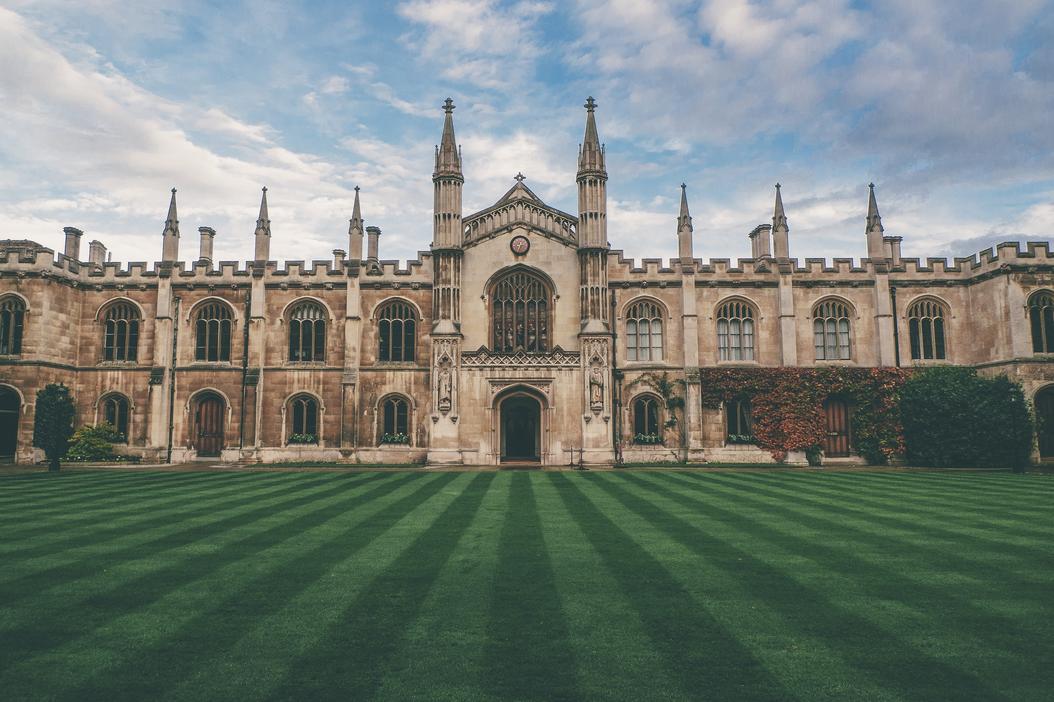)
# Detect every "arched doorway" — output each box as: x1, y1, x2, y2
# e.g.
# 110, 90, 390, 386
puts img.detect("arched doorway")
500, 394, 542, 462
193, 393, 226, 457
823, 397, 852, 457
1035, 386, 1054, 458
0, 386, 20, 461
